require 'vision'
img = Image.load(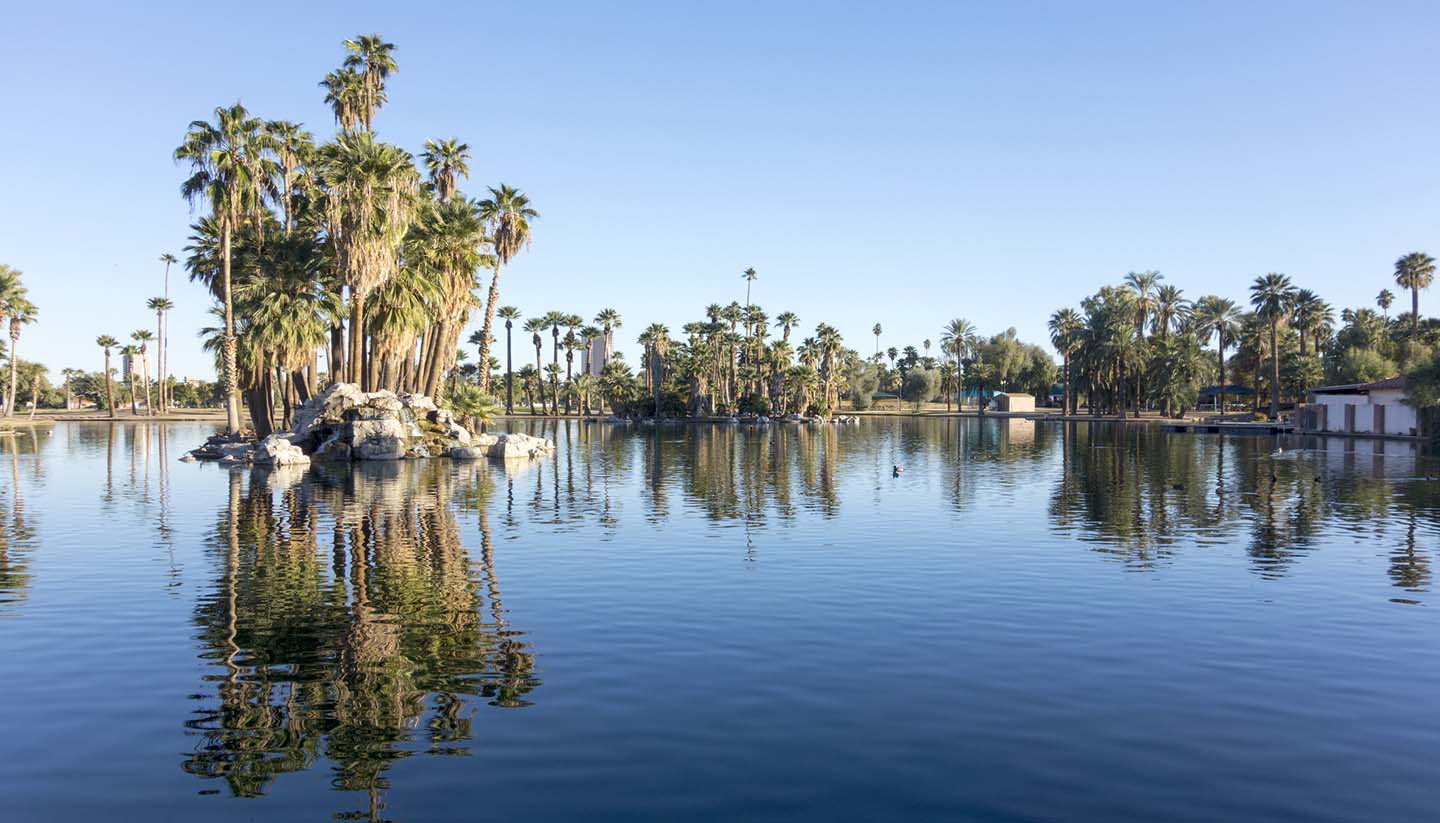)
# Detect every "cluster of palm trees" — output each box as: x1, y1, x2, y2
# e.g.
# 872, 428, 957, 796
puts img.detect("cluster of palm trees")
483, 307, 624, 416
171, 33, 535, 437
0, 265, 39, 418
1046, 256, 1438, 420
